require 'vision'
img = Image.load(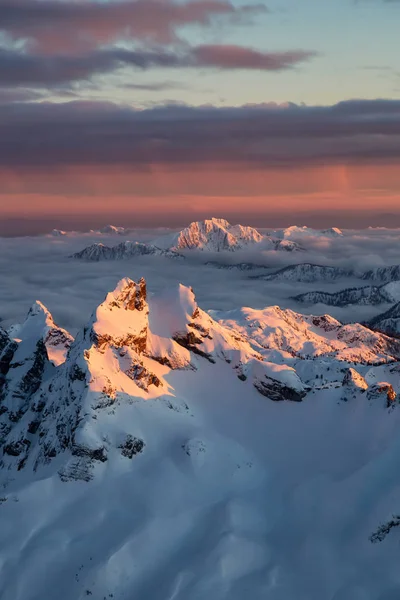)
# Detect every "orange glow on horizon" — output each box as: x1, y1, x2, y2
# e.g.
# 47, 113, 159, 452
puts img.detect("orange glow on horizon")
1, 163, 399, 217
